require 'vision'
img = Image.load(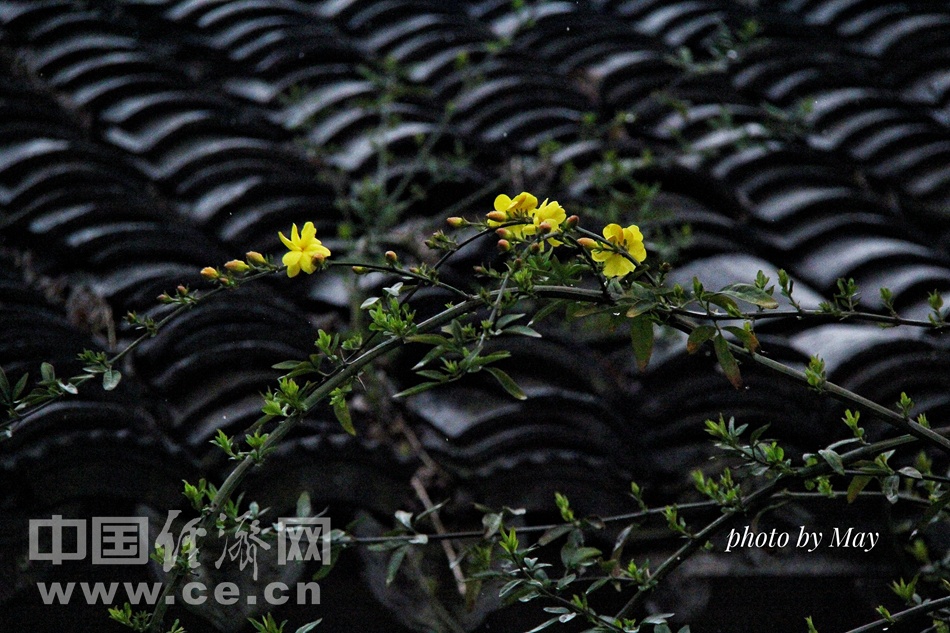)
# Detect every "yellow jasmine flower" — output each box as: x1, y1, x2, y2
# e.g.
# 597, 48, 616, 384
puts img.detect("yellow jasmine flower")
523, 198, 566, 247
591, 223, 646, 278
488, 192, 538, 239
278, 222, 331, 277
